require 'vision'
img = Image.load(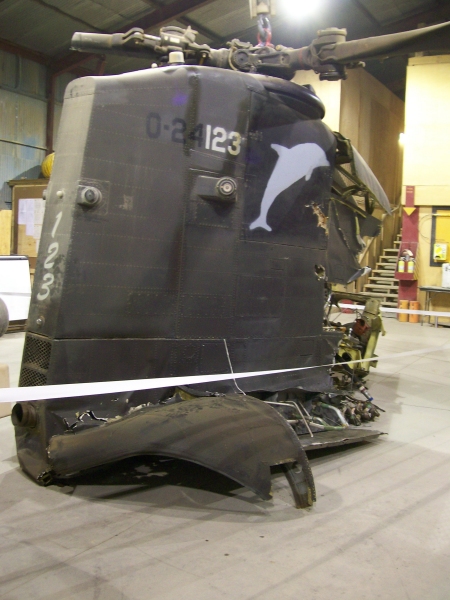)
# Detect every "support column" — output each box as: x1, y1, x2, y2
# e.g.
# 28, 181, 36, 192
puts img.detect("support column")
45, 71, 56, 155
